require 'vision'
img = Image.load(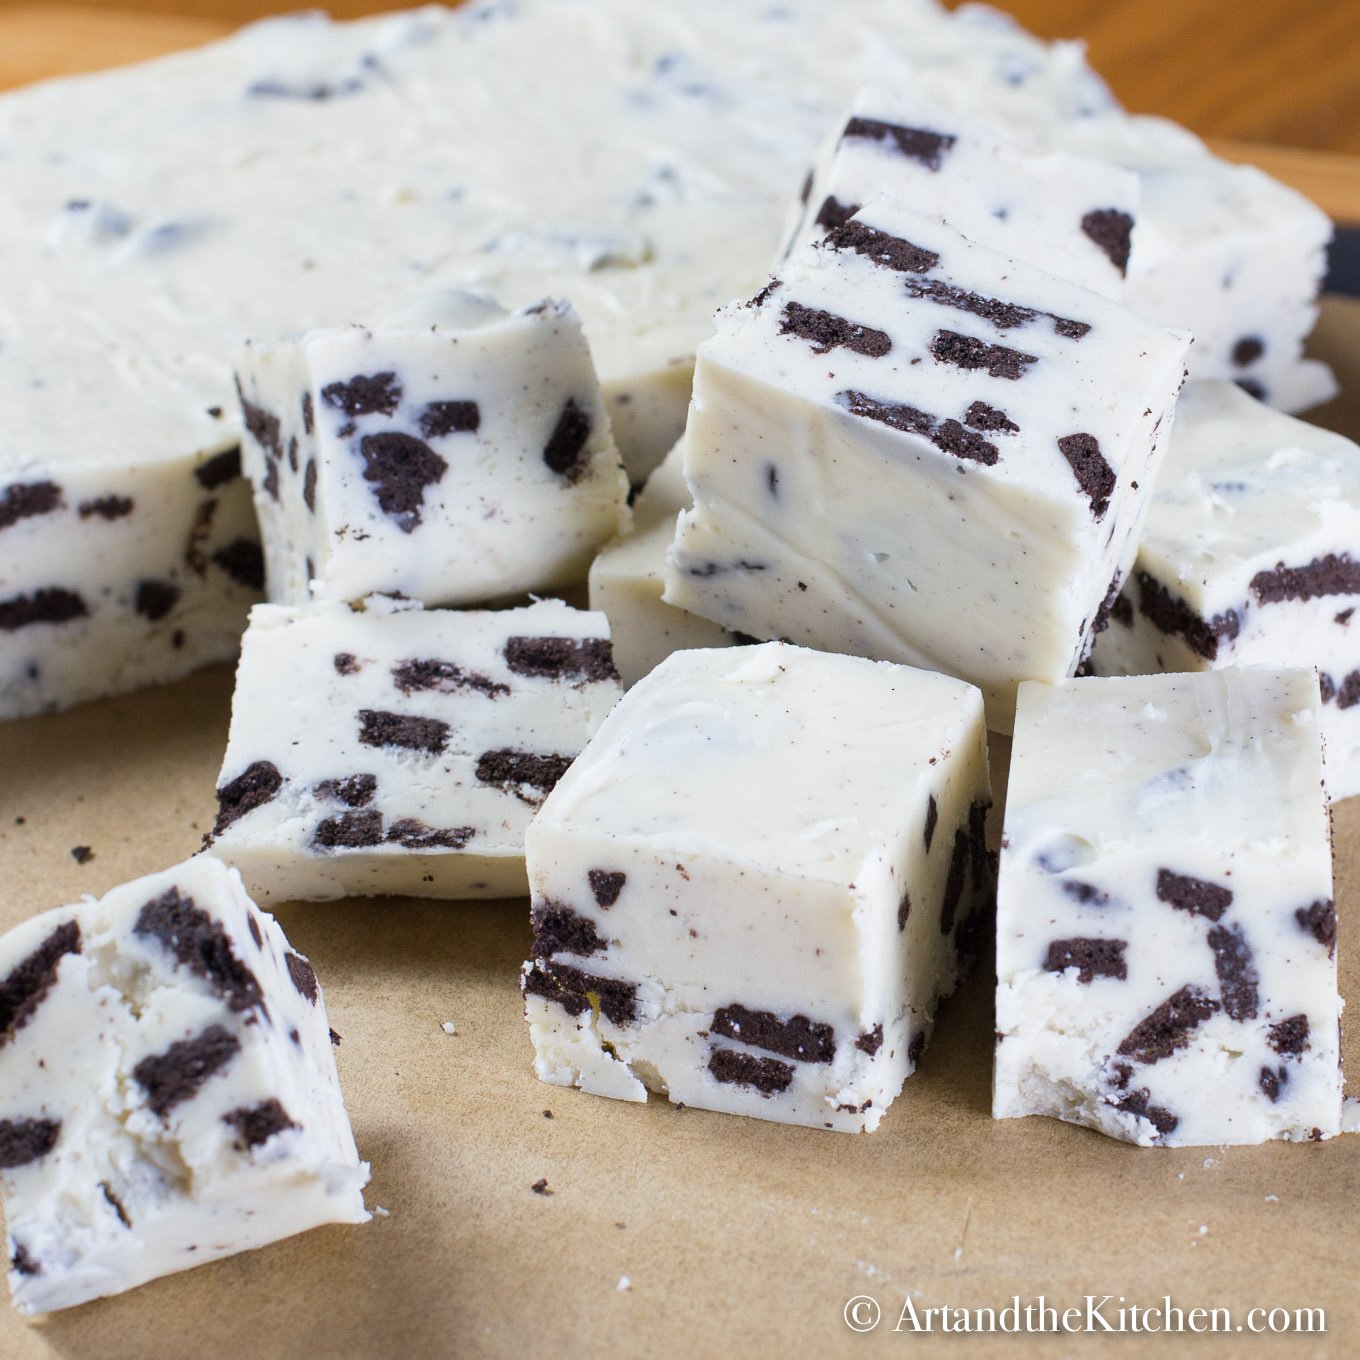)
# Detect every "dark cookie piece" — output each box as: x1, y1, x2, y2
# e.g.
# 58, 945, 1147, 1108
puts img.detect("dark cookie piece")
1232, 337, 1265, 368
964, 401, 1018, 434
357, 709, 449, 754
315, 773, 378, 807
967, 800, 994, 893
212, 539, 266, 592
1112, 1088, 1178, 1135
747, 279, 782, 309
1043, 937, 1127, 984
781, 302, 892, 358
712, 1004, 835, 1063
0, 588, 89, 632
1087, 569, 1125, 643
1259, 1065, 1287, 1102
133, 1025, 242, 1120
302, 391, 315, 435
1268, 1014, 1310, 1056
680, 558, 769, 579
0, 1117, 61, 1170
134, 888, 264, 1012
1207, 923, 1259, 1021
387, 818, 474, 850
1057, 433, 1115, 519
924, 794, 938, 852
357, 432, 448, 533
842, 116, 955, 170
392, 658, 509, 698
183, 499, 218, 577
708, 1047, 794, 1095
823, 219, 939, 274
224, 1098, 299, 1151
0, 920, 81, 1049
1080, 209, 1134, 276
248, 76, 365, 100
504, 635, 619, 683
238, 389, 283, 462
1156, 868, 1232, 921
70, 846, 94, 865
1135, 571, 1240, 661
286, 953, 319, 1004
100, 1182, 131, 1228
836, 390, 999, 466
213, 761, 283, 837
419, 400, 481, 439
522, 961, 637, 1026
1295, 899, 1337, 957
321, 372, 402, 418
531, 901, 607, 959
248, 916, 262, 949
1321, 672, 1337, 703
314, 809, 385, 849
856, 1025, 884, 1056
542, 399, 593, 482
134, 580, 181, 623
1250, 554, 1360, 606
0, 481, 62, 532
475, 749, 573, 804
814, 195, 859, 232
588, 870, 626, 909
303, 459, 318, 512
1111, 593, 1134, 628
1117, 985, 1220, 1065
195, 447, 243, 490
11, 1242, 40, 1276
334, 652, 360, 675
939, 827, 970, 934
930, 330, 1037, 381
903, 279, 1085, 342
1338, 673, 1360, 711
79, 495, 135, 520
897, 891, 910, 931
